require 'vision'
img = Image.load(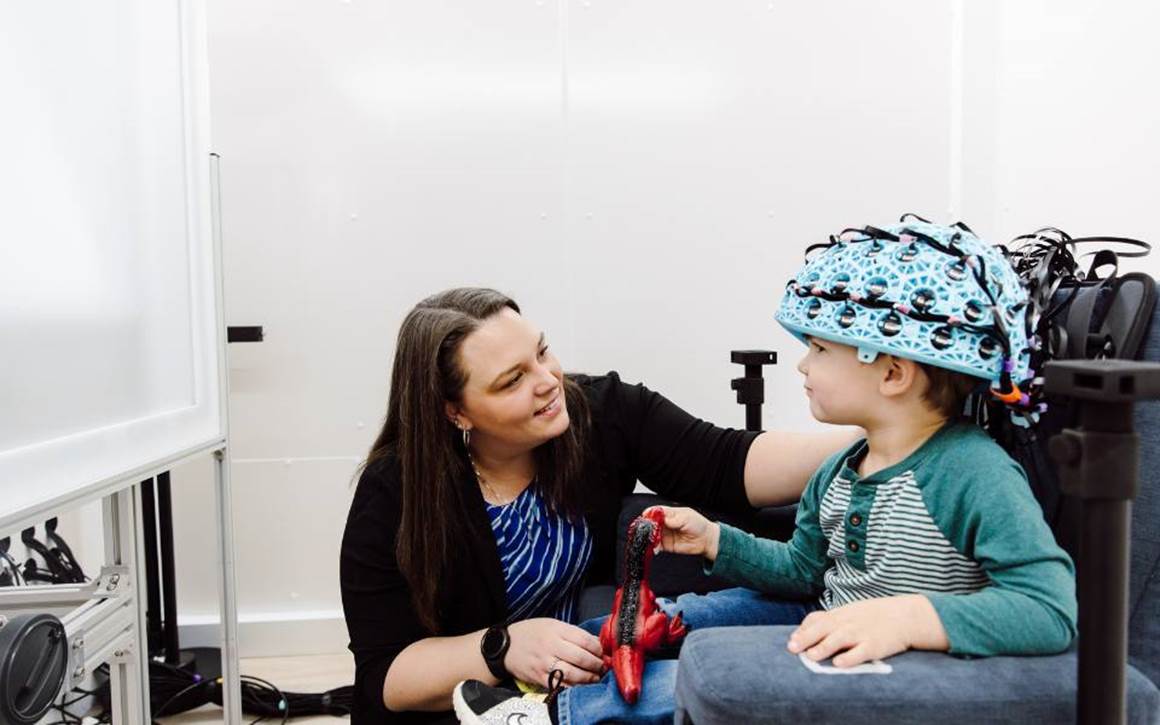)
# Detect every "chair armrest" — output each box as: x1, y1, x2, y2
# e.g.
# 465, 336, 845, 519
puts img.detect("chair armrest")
674, 626, 1159, 725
